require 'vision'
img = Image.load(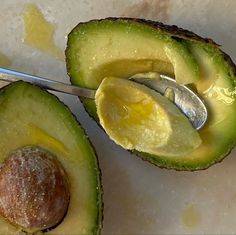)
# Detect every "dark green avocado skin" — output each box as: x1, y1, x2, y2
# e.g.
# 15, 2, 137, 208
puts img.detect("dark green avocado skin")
65, 18, 236, 171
